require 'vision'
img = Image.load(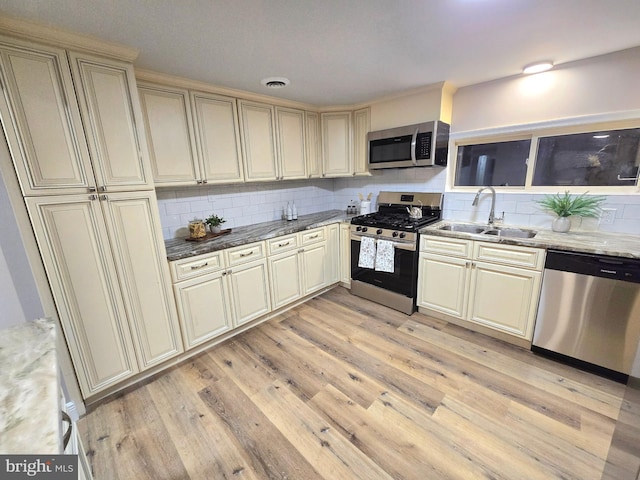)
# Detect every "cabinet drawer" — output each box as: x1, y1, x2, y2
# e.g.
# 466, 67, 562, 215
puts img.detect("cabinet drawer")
301, 227, 325, 246
421, 235, 471, 257
473, 242, 545, 270
226, 241, 266, 266
267, 234, 299, 255
170, 251, 225, 282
